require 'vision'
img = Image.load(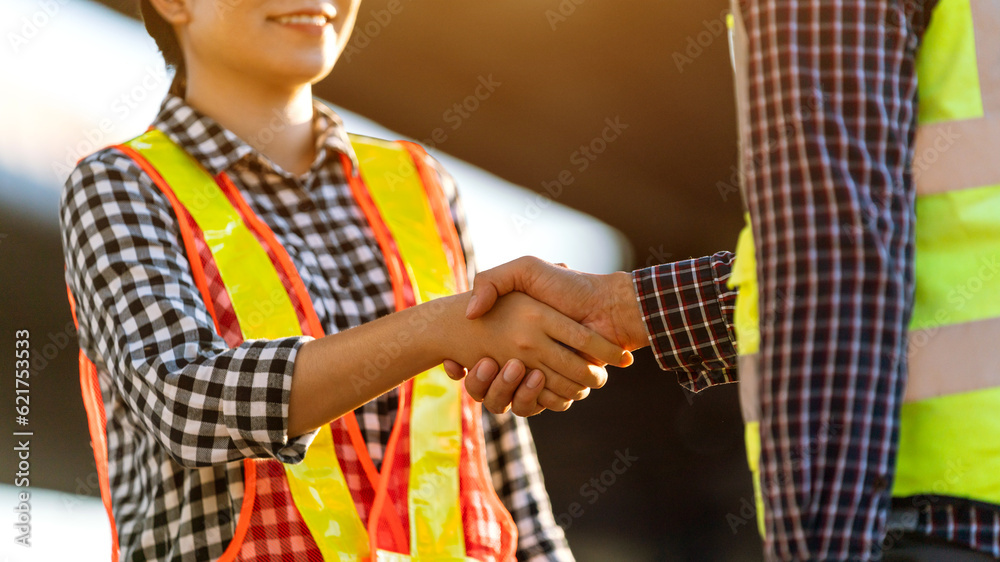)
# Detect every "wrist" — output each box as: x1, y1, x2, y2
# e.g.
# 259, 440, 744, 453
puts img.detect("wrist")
432, 293, 478, 365
609, 271, 649, 351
